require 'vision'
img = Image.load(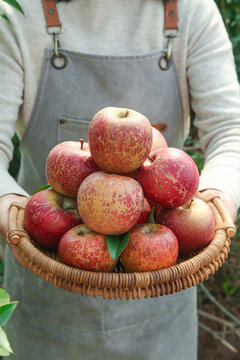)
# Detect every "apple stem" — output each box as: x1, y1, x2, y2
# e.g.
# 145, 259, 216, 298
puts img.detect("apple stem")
148, 154, 154, 162
124, 110, 129, 117
80, 139, 84, 150
62, 197, 77, 211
